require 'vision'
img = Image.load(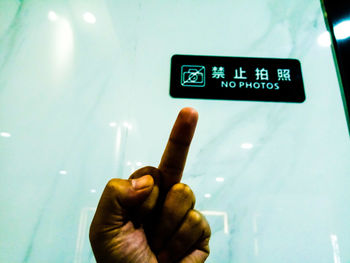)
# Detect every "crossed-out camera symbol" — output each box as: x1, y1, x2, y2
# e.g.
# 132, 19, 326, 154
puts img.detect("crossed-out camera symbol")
181, 65, 206, 87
